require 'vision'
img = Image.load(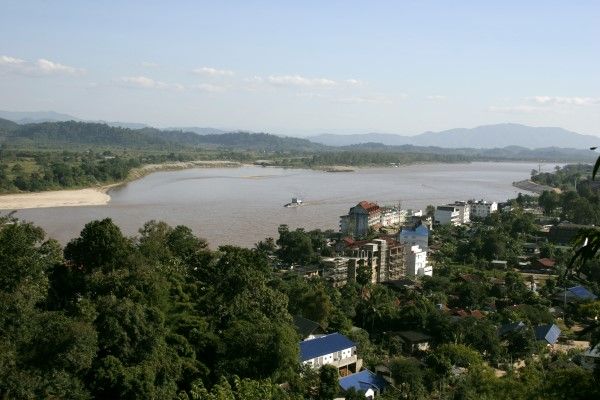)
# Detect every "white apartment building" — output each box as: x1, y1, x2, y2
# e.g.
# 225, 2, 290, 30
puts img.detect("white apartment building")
405, 245, 433, 276
451, 201, 471, 224
379, 208, 406, 227
434, 205, 461, 225
470, 200, 498, 219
